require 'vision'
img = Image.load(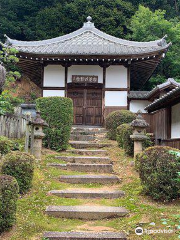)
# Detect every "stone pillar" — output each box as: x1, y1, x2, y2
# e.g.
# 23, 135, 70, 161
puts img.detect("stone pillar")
31, 111, 48, 160
130, 110, 149, 158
